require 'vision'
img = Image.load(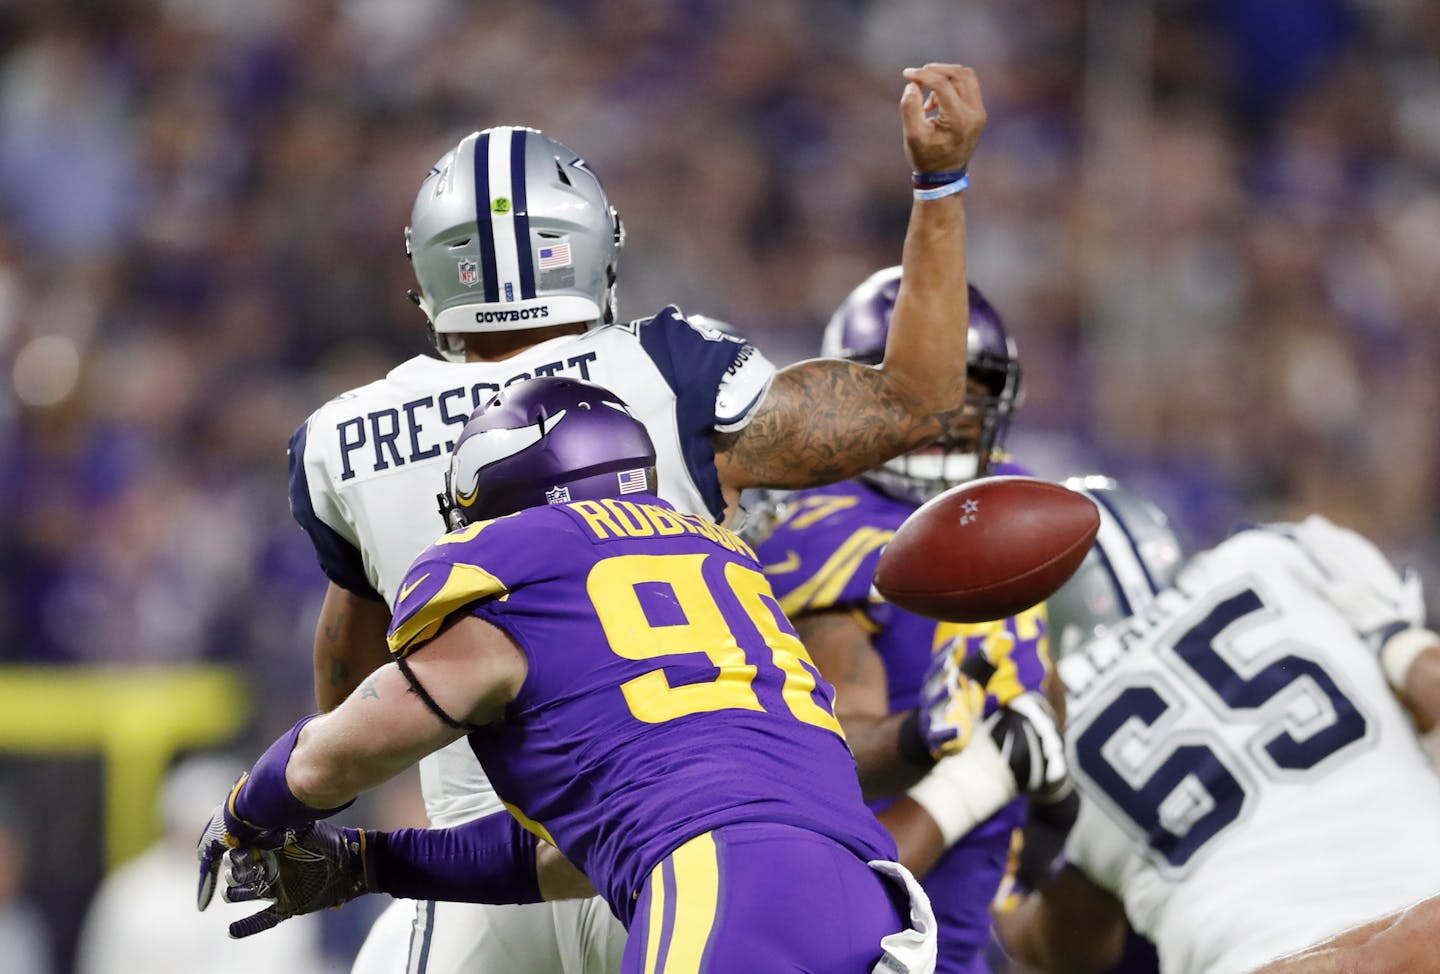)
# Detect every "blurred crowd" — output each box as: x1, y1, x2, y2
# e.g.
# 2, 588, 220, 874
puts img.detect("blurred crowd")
1, 0, 1438, 969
